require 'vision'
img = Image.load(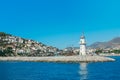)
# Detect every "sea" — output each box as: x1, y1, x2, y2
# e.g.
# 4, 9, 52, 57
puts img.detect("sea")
0, 56, 120, 80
